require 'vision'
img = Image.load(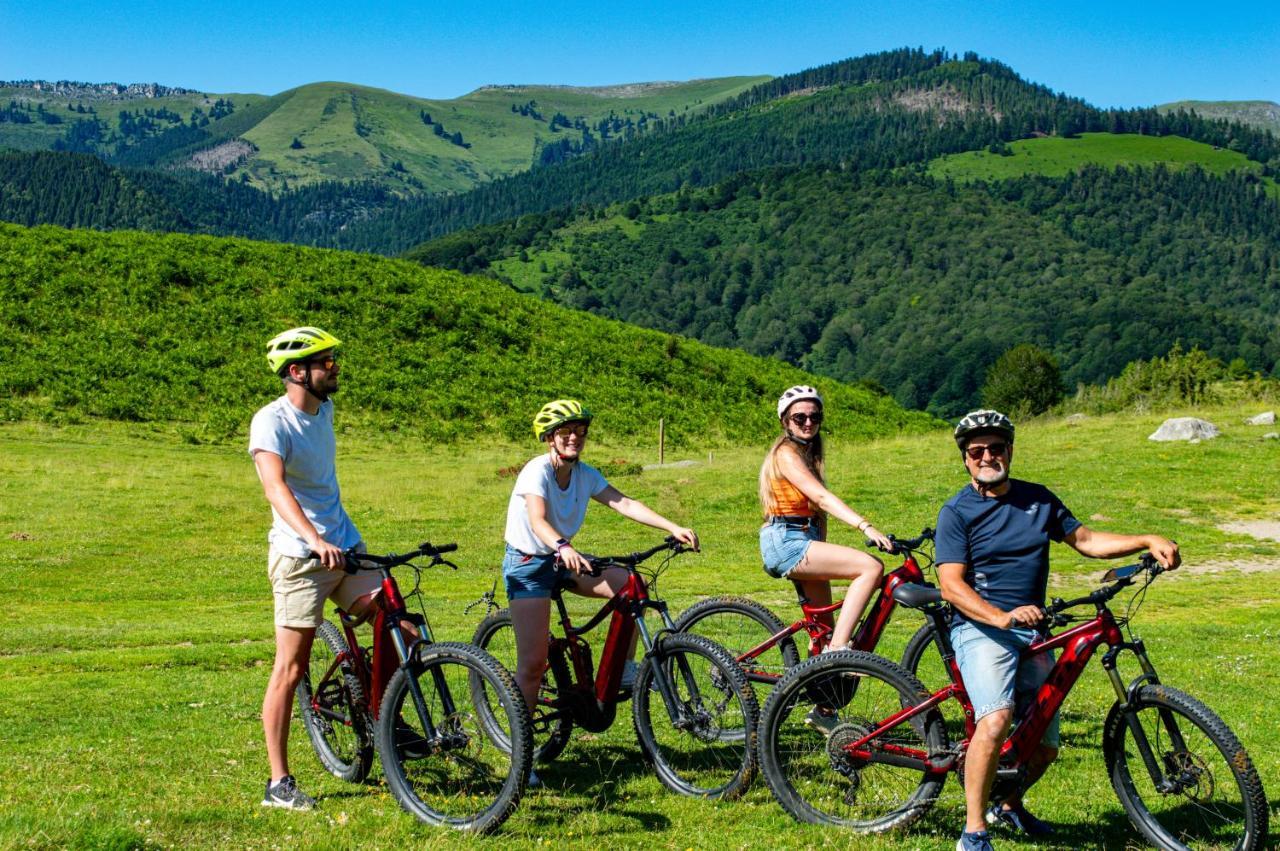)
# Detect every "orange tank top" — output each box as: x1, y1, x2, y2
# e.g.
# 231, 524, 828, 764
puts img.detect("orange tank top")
765, 473, 815, 517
